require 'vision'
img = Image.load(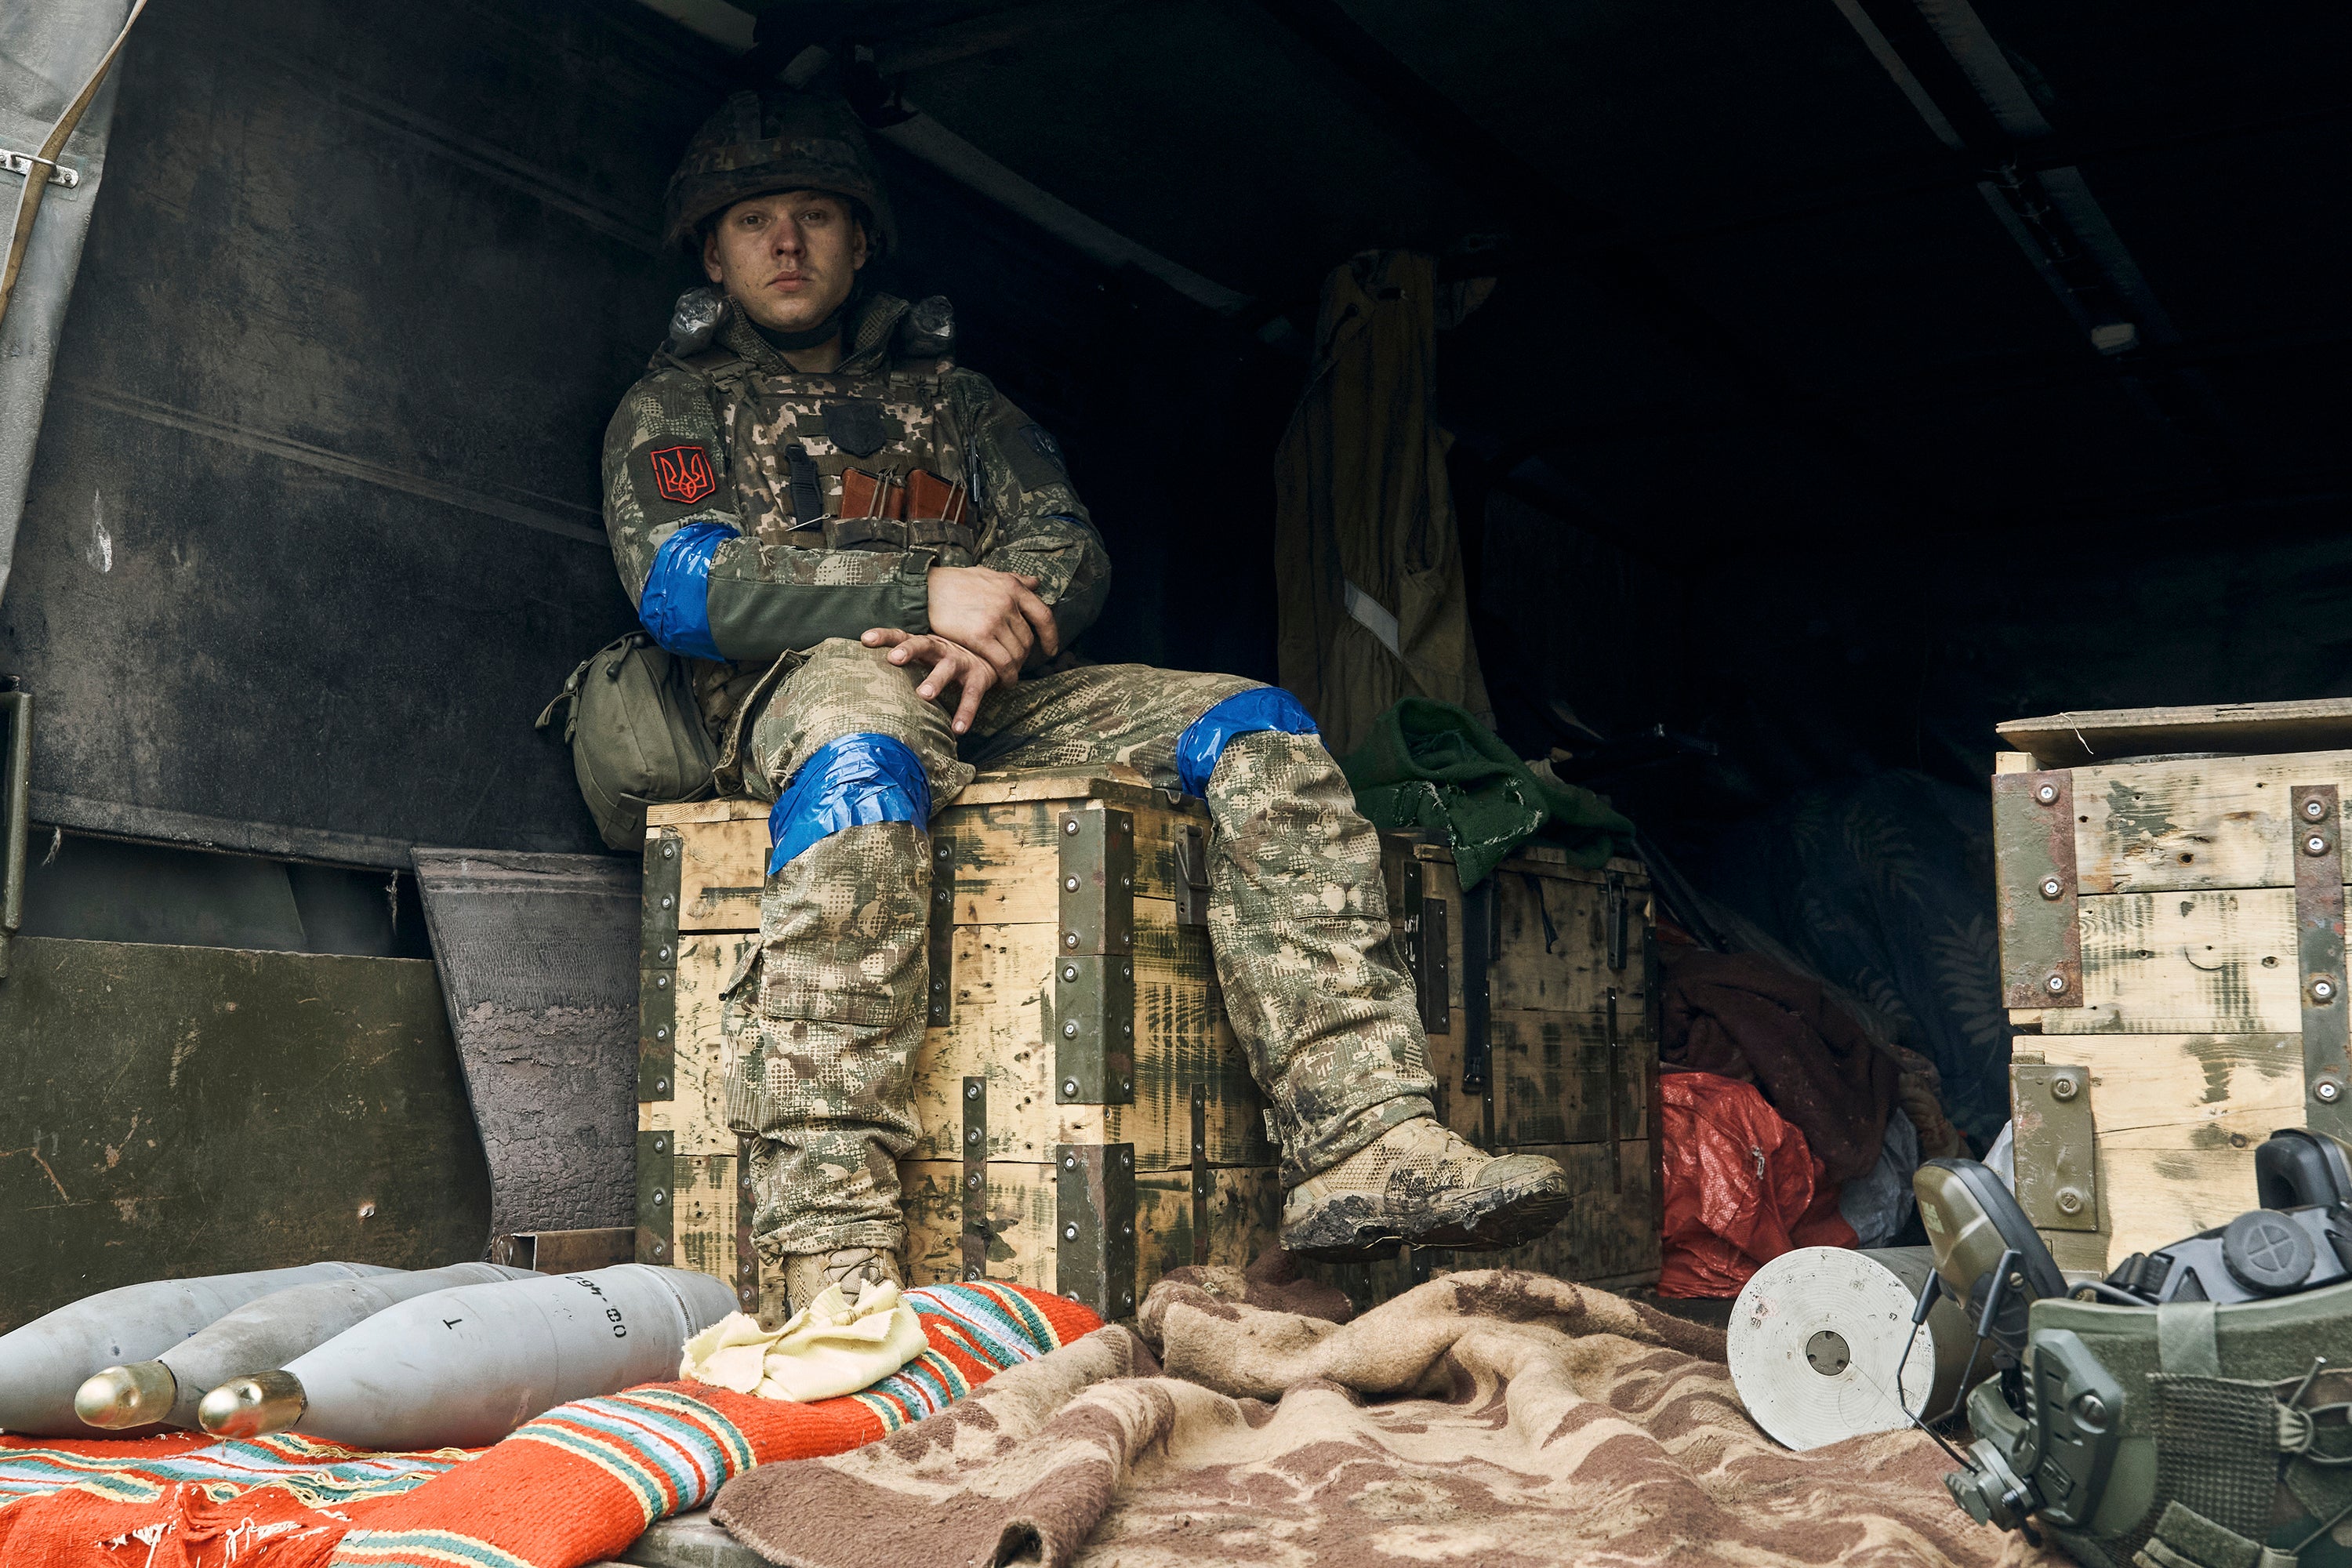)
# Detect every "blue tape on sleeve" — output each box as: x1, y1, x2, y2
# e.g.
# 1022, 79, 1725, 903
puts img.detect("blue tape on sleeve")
638, 520, 739, 661
766, 732, 934, 874
1174, 687, 1320, 797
